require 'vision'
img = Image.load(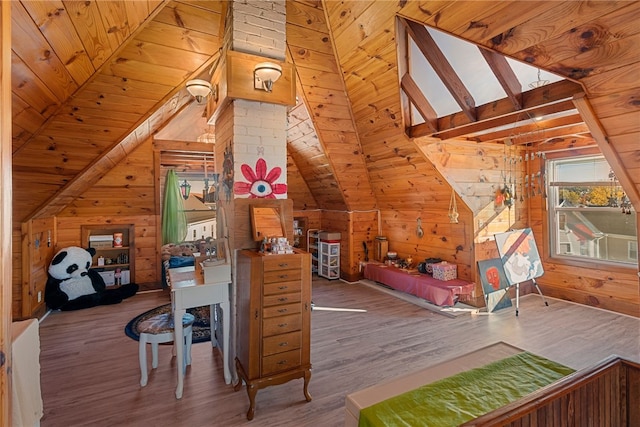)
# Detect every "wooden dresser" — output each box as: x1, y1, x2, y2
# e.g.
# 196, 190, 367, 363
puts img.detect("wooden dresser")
234, 249, 312, 420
